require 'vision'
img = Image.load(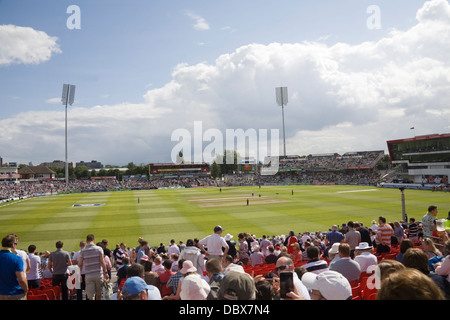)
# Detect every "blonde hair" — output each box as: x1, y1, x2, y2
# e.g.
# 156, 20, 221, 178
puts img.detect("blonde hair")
422, 238, 440, 255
